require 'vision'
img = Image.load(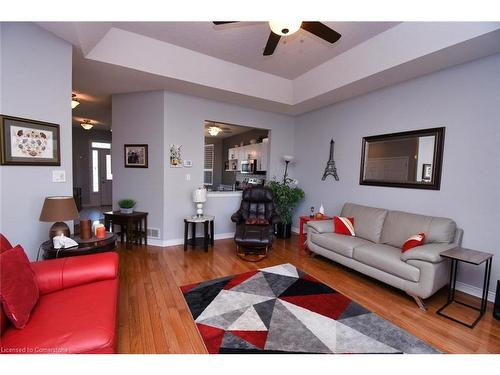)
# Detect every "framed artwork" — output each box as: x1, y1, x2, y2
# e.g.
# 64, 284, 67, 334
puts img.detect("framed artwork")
170, 144, 182, 167
0, 115, 61, 166
422, 163, 432, 181
124, 144, 148, 168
